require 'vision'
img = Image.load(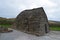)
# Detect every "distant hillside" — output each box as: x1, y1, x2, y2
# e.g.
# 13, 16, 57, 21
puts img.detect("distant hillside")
48, 20, 60, 25
0, 17, 15, 25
